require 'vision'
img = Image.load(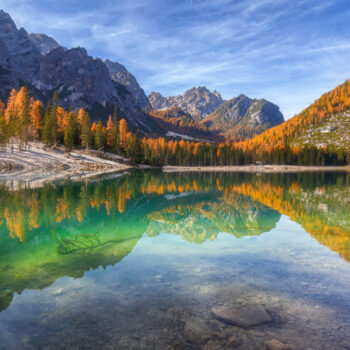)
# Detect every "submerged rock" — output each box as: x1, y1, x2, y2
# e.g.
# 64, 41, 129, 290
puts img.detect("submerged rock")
184, 319, 213, 343
264, 338, 291, 350
226, 335, 242, 348
211, 304, 273, 328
